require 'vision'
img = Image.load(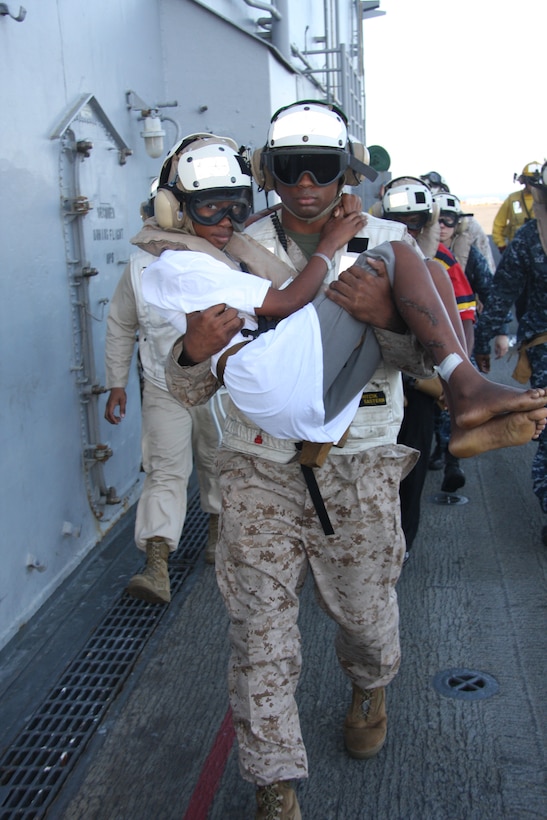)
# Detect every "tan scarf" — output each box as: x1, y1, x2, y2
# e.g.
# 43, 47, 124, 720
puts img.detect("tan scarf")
131, 218, 294, 289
